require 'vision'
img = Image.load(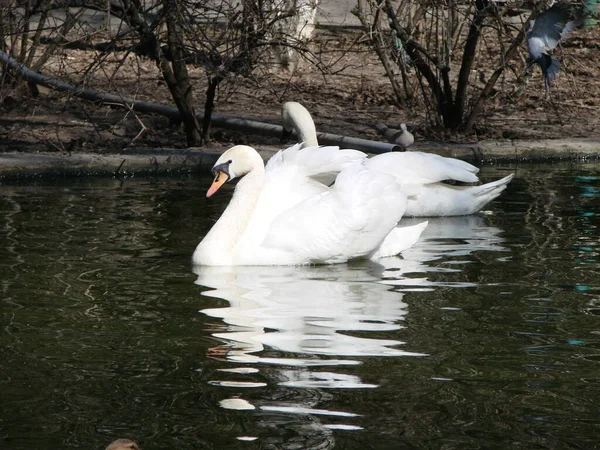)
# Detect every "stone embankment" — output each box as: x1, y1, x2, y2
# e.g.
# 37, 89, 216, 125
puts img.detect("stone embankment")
1, 138, 599, 181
